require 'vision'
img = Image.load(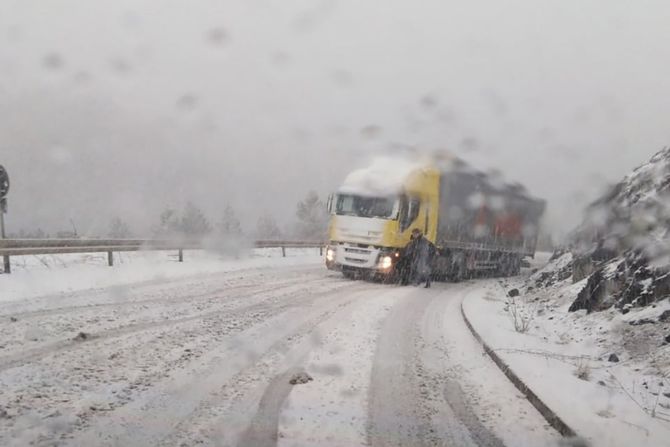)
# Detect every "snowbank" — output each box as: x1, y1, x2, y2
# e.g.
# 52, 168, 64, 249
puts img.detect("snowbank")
463, 279, 670, 447
489, 148, 670, 446
0, 248, 322, 303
